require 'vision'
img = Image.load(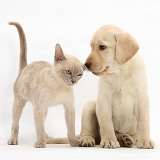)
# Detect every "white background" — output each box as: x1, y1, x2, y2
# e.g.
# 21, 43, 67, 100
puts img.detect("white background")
0, 0, 160, 159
